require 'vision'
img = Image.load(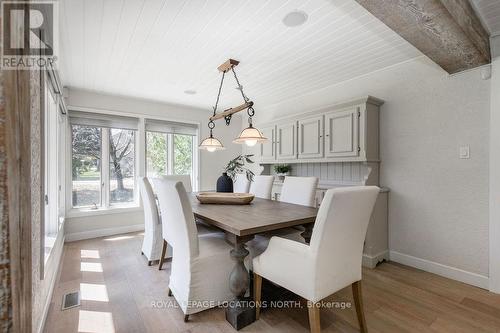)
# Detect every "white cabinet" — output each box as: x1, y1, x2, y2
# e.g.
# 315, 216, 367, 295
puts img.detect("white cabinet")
260, 126, 276, 162
325, 107, 359, 158
276, 122, 296, 159
258, 96, 383, 164
298, 115, 323, 159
